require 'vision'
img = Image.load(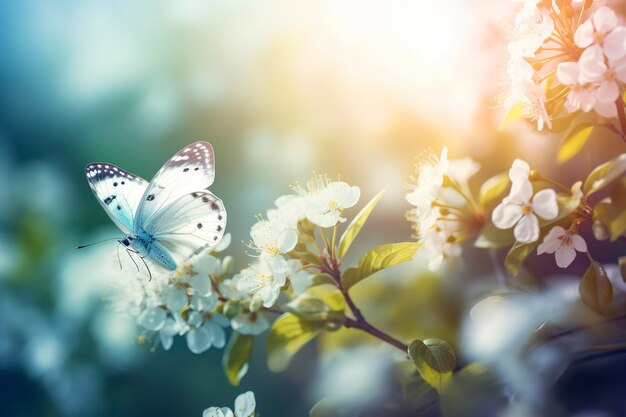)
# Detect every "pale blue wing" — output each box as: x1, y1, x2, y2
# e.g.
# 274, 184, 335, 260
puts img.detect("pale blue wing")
85, 163, 149, 234
134, 141, 215, 232
148, 191, 227, 260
